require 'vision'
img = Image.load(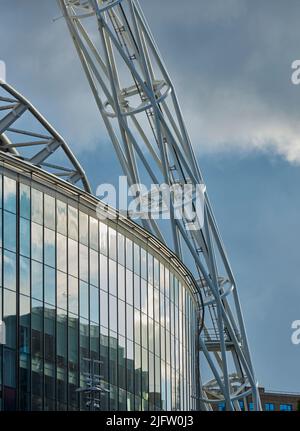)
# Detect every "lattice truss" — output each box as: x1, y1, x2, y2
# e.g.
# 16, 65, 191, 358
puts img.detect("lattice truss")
0, 80, 91, 192
57, 0, 261, 410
